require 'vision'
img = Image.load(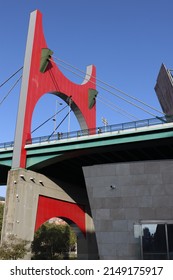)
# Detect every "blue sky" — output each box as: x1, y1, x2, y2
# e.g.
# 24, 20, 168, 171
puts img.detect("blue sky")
0, 0, 173, 195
